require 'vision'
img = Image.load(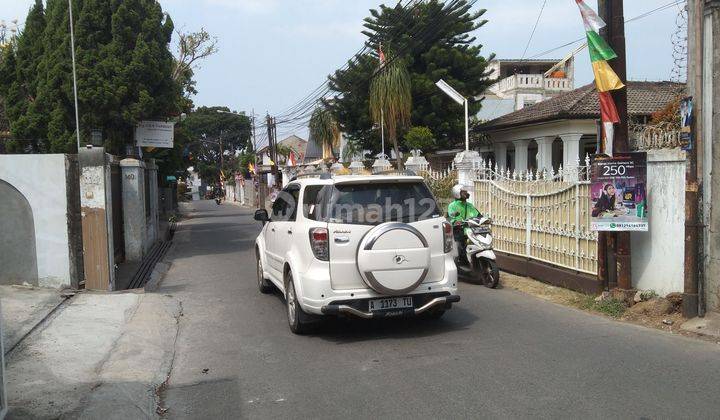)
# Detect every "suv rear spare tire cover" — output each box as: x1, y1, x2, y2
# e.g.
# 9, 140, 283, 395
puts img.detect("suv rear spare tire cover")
356, 222, 431, 295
